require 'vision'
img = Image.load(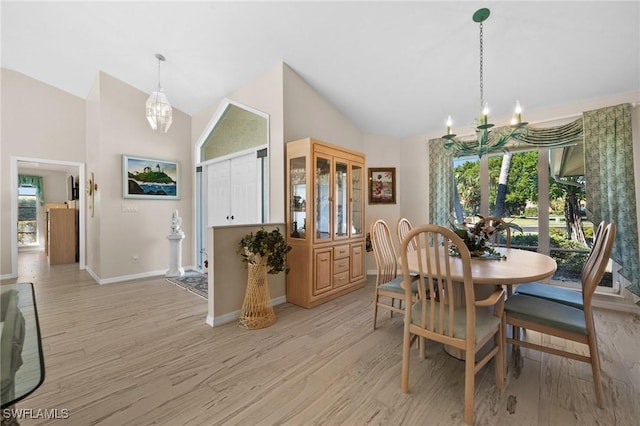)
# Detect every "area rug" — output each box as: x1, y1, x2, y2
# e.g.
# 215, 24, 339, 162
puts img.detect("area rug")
166, 270, 208, 299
